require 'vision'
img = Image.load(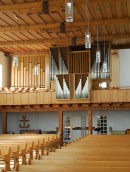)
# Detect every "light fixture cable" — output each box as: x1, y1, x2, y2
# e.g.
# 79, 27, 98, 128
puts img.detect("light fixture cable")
85, 0, 91, 49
